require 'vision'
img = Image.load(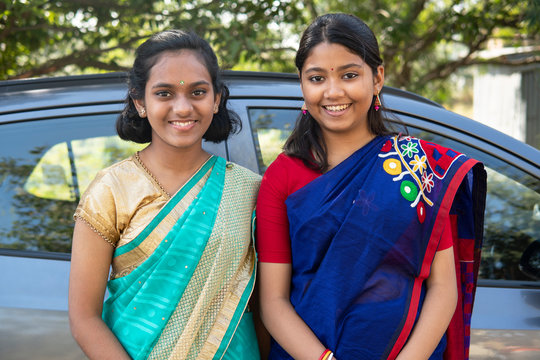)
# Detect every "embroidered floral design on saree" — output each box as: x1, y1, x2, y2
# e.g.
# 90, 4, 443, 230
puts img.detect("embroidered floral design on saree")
379, 135, 464, 222
353, 189, 378, 215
